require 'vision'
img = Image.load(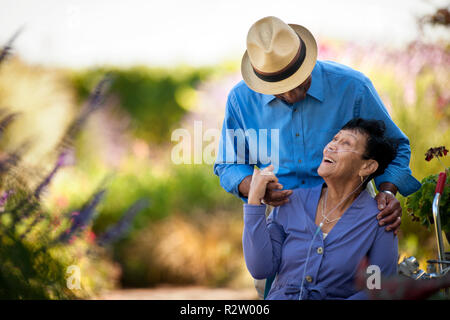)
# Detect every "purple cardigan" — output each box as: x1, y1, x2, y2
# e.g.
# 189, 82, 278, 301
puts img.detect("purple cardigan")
243, 183, 398, 300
